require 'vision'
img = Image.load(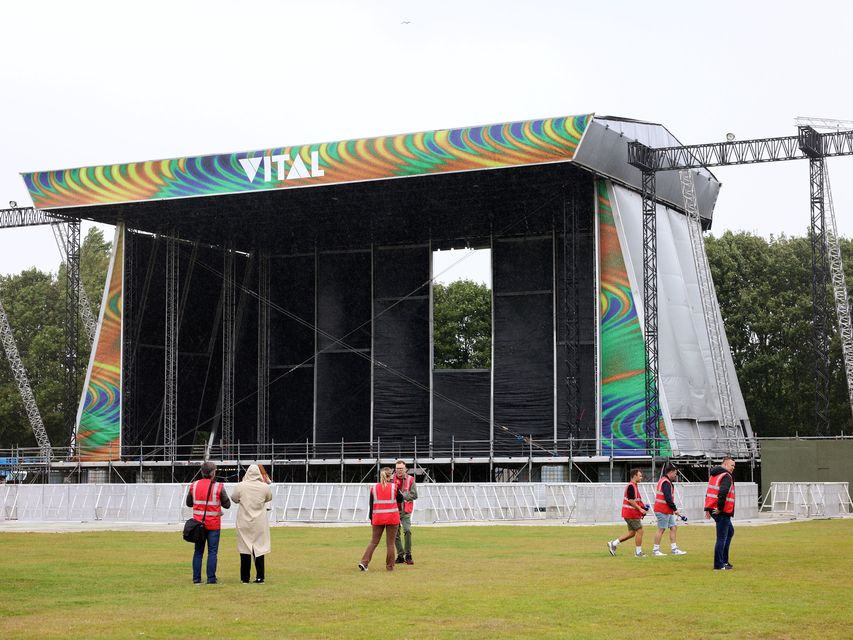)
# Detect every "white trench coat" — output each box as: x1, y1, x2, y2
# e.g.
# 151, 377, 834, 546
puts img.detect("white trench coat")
230, 464, 273, 556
